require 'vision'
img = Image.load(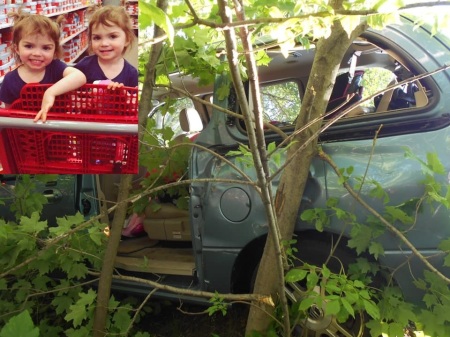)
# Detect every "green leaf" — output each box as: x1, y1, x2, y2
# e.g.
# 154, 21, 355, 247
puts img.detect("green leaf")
0, 278, 7, 290
139, 2, 174, 45
52, 295, 73, 315
134, 333, 151, 337
306, 270, 319, 290
0, 310, 39, 337
426, 152, 445, 174
0, 221, 12, 239
348, 225, 372, 255
385, 206, 412, 224
299, 296, 316, 312
388, 322, 405, 337
67, 263, 89, 279
88, 226, 105, 246
65, 326, 91, 337
50, 213, 84, 237
285, 268, 308, 283
326, 300, 340, 316
321, 265, 331, 279
340, 297, 355, 318
112, 306, 133, 332
340, 15, 361, 36
19, 212, 47, 234
368, 241, 384, 260
363, 299, 380, 320
366, 320, 385, 337
65, 289, 96, 327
